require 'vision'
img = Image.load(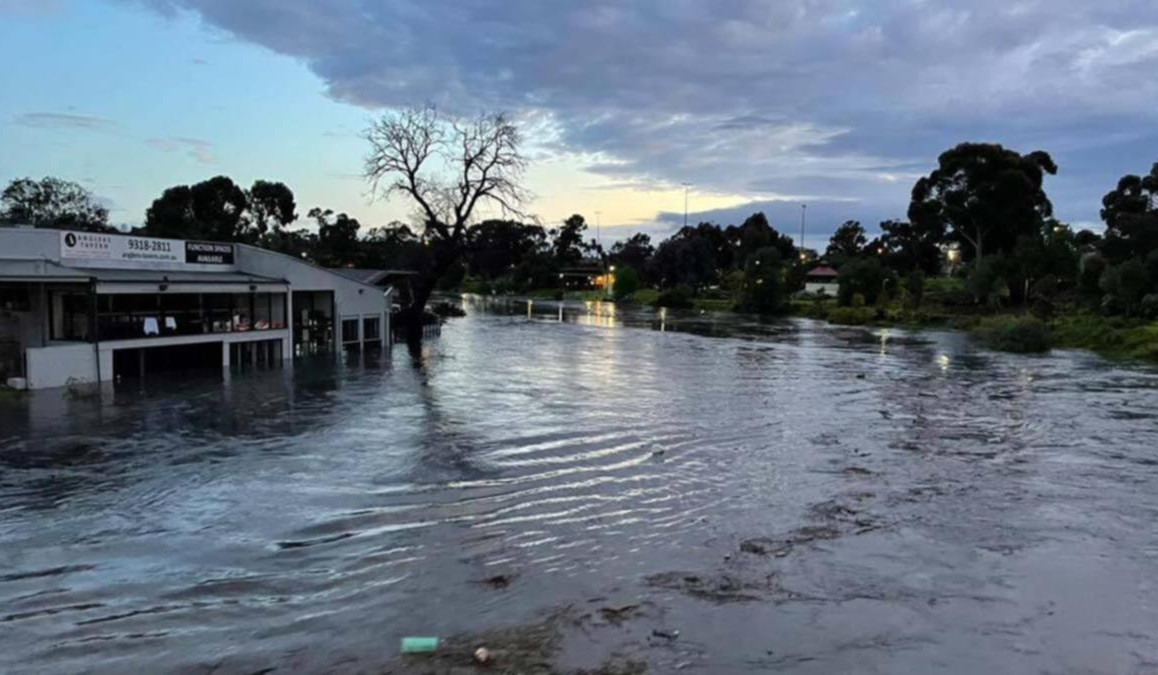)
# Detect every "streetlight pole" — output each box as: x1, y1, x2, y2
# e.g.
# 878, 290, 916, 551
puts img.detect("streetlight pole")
800, 204, 807, 259
681, 182, 693, 229
594, 210, 602, 254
